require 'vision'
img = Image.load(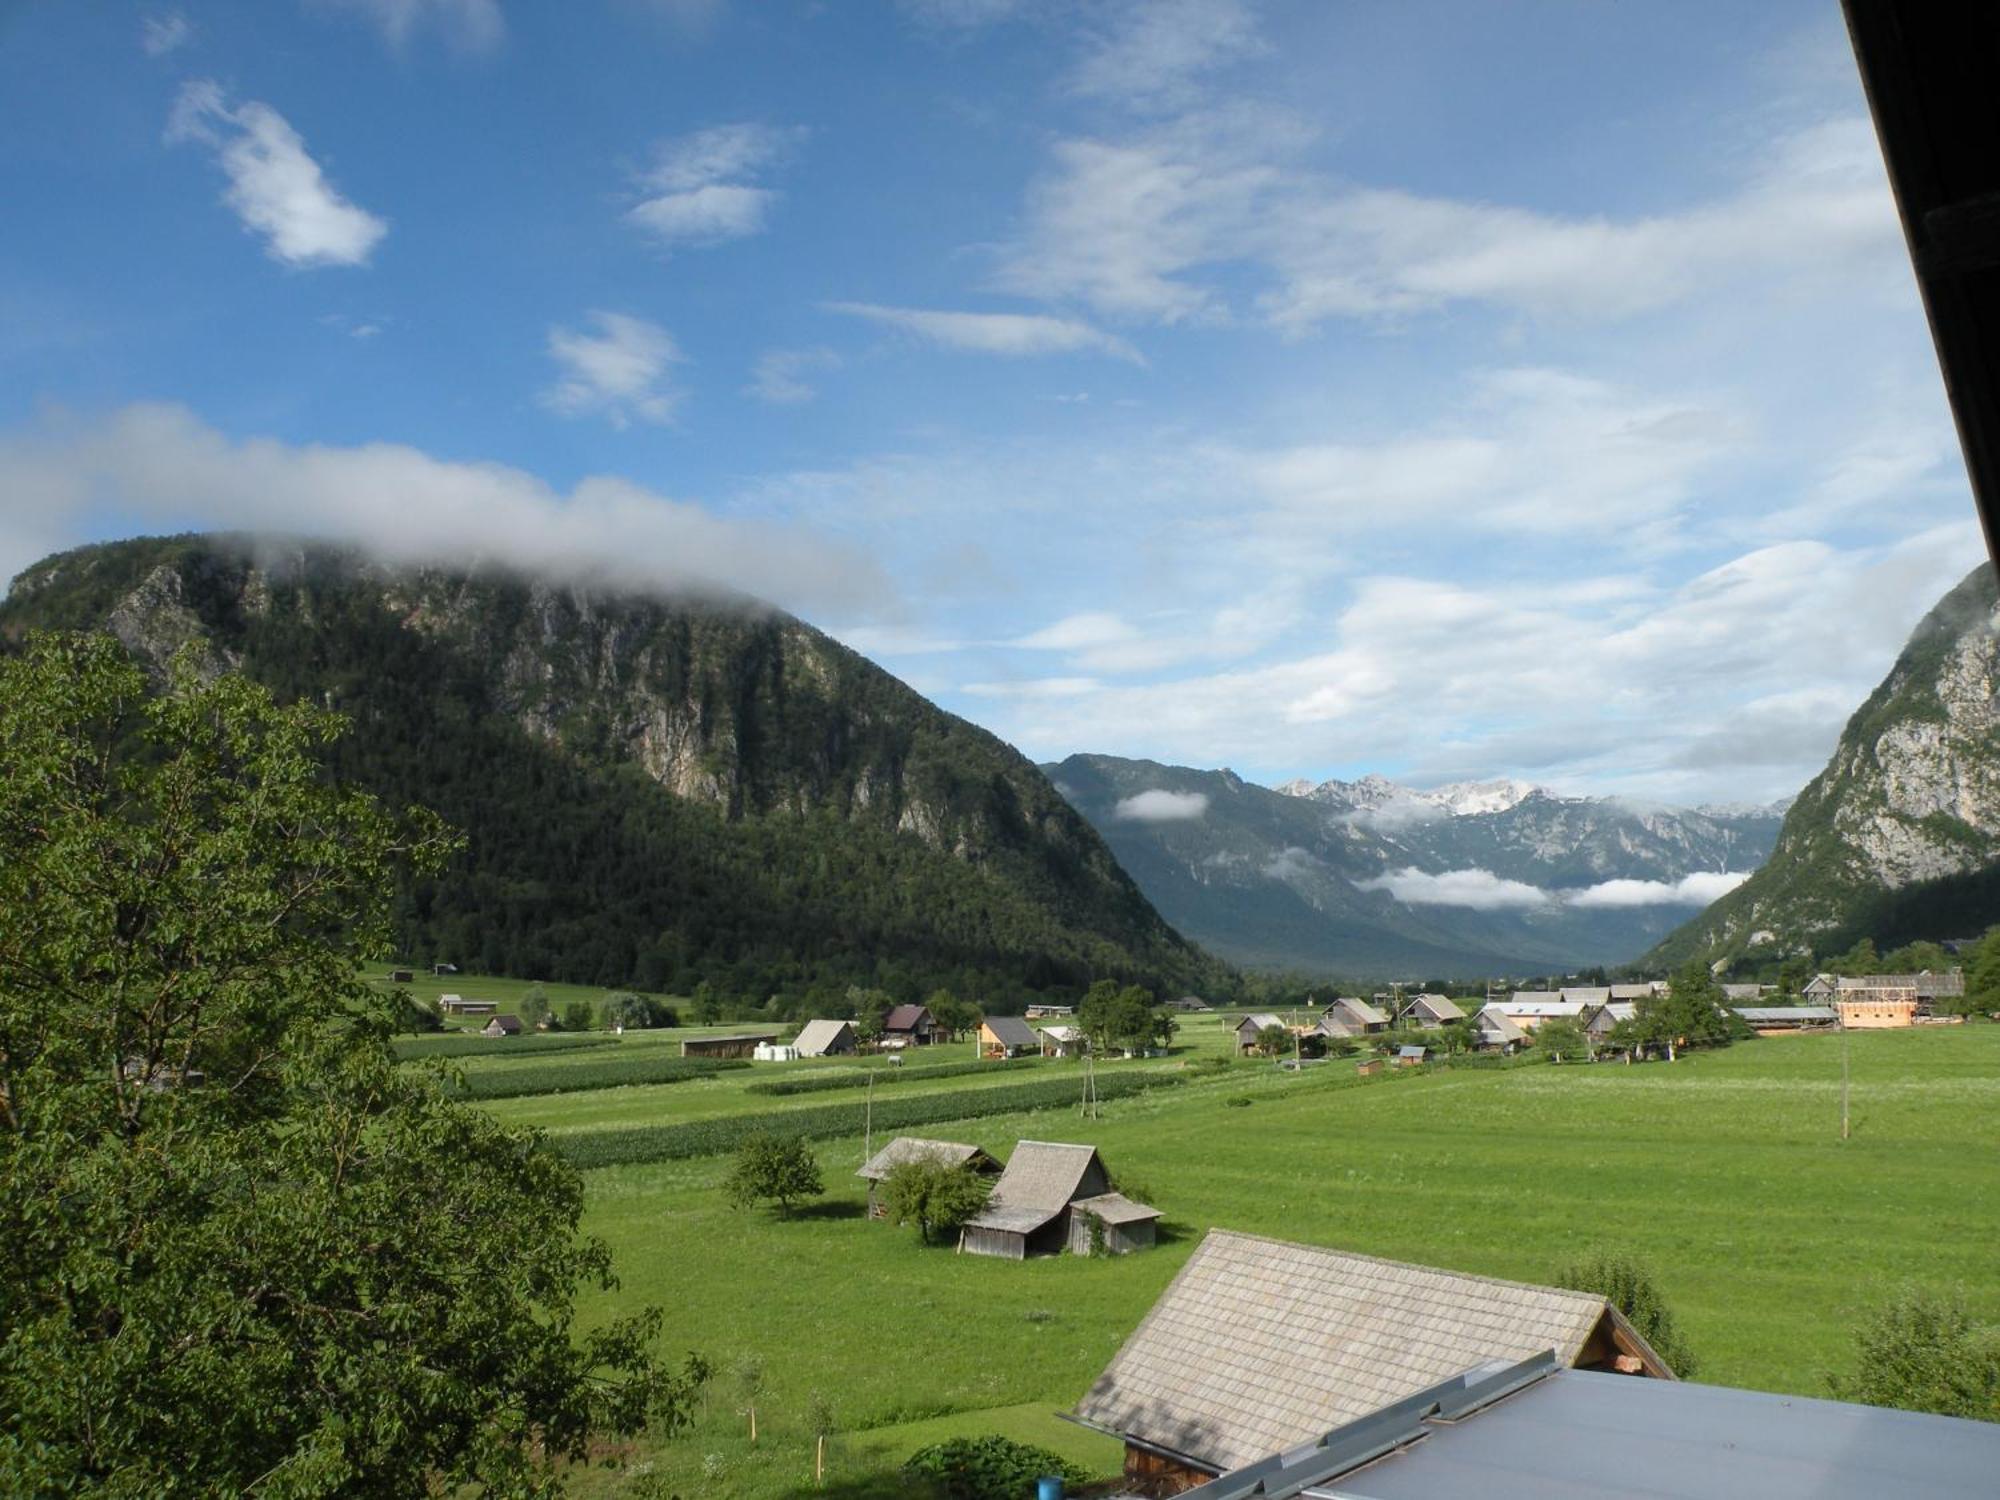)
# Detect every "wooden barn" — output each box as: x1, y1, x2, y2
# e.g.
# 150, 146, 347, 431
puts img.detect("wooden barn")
1233, 1013, 1286, 1055
882, 1004, 937, 1046
1039, 1024, 1085, 1058
979, 1015, 1040, 1058
959, 1141, 1156, 1259
1071, 1230, 1671, 1492
1402, 993, 1465, 1027
1395, 1044, 1427, 1068
1319, 996, 1390, 1036
1066, 1193, 1162, 1255
680, 1031, 779, 1060
791, 1019, 858, 1057
855, 1137, 1001, 1219
482, 1014, 522, 1038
